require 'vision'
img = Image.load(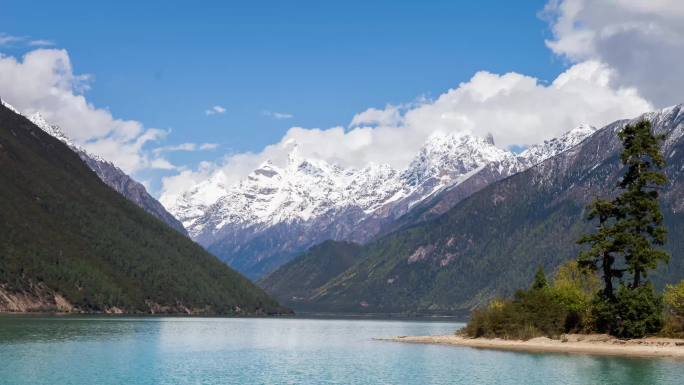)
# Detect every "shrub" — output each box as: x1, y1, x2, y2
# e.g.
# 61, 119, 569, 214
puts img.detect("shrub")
664, 280, 684, 317
549, 261, 600, 332
462, 263, 604, 340
613, 284, 664, 338
588, 293, 617, 334
589, 284, 664, 338
462, 287, 575, 340
462, 299, 539, 340
662, 280, 684, 337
